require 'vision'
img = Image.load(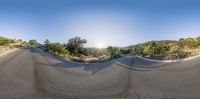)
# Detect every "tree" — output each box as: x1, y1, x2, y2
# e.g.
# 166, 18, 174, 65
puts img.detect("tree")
66, 37, 87, 55
177, 38, 199, 49
107, 46, 120, 58
44, 39, 50, 51
51, 43, 69, 54
29, 40, 37, 46
120, 48, 132, 55
44, 39, 50, 45
179, 38, 184, 41
45, 43, 70, 57
143, 42, 169, 57
134, 46, 144, 55
143, 42, 156, 55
